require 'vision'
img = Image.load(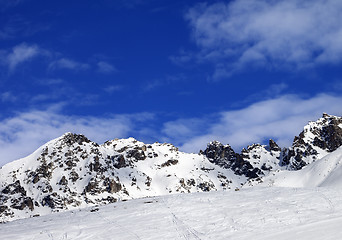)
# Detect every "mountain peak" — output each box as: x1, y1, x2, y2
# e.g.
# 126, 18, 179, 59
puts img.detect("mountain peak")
277, 113, 342, 170
59, 132, 92, 146
268, 139, 281, 152
322, 112, 332, 118
0, 135, 249, 222
299, 114, 342, 152
321, 112, 340, 119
